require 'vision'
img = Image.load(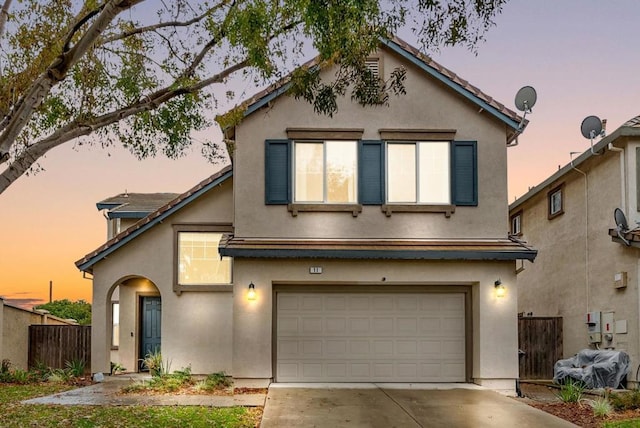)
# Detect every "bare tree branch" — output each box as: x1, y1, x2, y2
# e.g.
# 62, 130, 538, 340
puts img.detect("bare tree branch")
100, 0, 234, 45
0, 0, 11, 39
